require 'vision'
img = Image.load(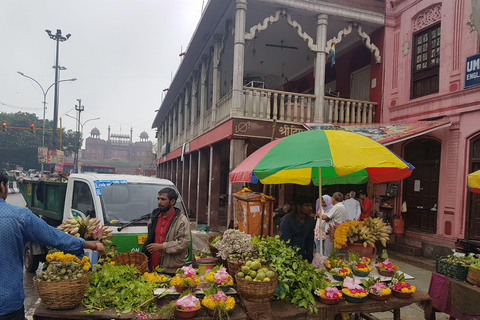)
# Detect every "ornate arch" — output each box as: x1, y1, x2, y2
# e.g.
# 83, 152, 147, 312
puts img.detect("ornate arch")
413, 4, 442, 32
